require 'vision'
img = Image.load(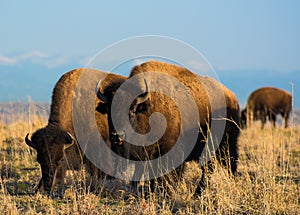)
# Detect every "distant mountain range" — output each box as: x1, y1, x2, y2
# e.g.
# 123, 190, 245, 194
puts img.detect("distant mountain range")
0, 62, 299, 108
0, 62, 80, 103
0, 102, 49, 124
